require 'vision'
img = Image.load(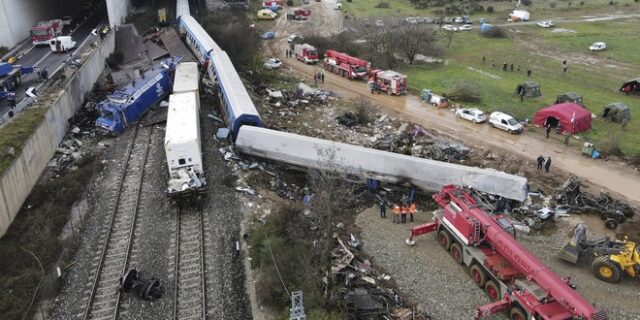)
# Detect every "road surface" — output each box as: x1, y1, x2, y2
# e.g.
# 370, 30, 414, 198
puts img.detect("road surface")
268, 6, 640, 206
